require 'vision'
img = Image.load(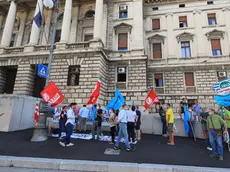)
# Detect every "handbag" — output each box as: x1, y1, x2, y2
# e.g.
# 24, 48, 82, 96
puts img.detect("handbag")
210, 116, 222, 136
